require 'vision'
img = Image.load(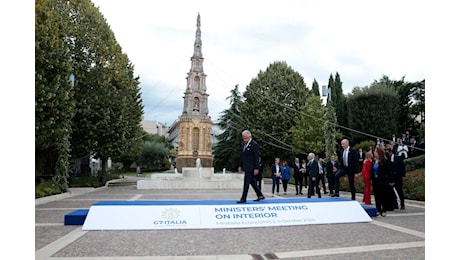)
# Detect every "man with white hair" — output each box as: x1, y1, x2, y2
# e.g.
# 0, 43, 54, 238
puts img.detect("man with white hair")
332, 139, 359, 200
307, 152, 321, 198
237, 130, 265, 203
